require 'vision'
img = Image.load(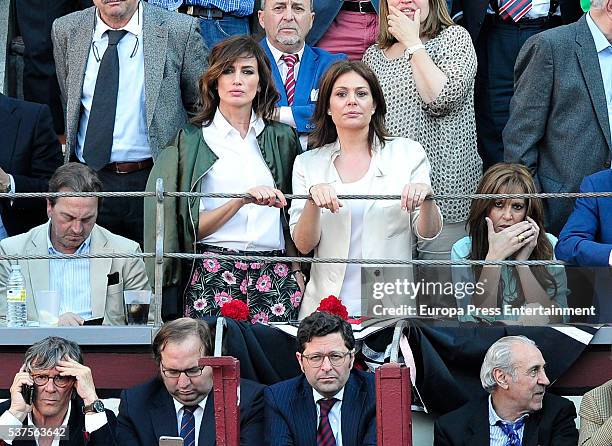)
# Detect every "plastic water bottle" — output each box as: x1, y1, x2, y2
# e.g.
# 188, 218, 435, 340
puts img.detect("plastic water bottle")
6, 264, 27, 327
